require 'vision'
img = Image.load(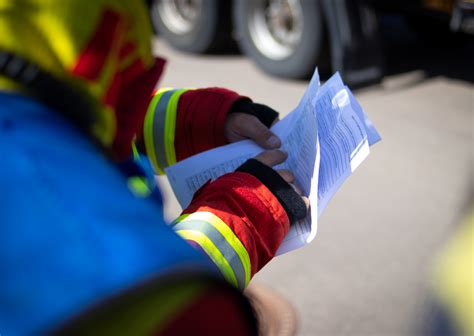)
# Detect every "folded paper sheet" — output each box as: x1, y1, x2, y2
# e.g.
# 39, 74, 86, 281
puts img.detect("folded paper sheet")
165, 69, 380, 254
